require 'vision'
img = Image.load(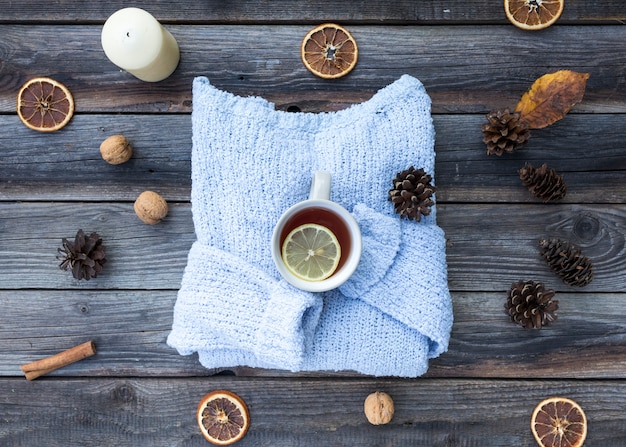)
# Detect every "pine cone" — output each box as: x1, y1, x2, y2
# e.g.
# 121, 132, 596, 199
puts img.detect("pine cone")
388, 166, 436, 221
505, 280, 558, 329
57, 229, 106, 280
519, 163, 567, 202
539, 238, 593, 287
482, 108, 531, 156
